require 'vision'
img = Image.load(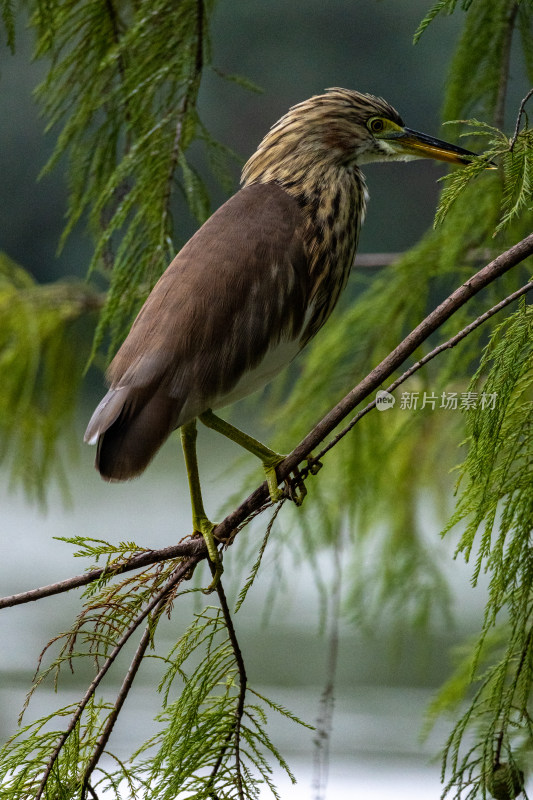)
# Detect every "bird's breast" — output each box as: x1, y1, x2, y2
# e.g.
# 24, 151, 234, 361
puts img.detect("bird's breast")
298, 174, 365, 343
